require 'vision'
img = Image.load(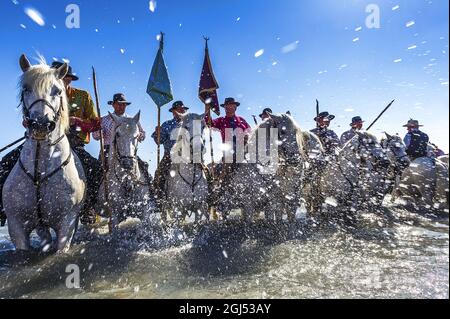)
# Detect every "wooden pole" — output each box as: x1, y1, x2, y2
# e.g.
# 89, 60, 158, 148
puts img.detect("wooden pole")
156, 106, 161, 169
92, 67, 112, 233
